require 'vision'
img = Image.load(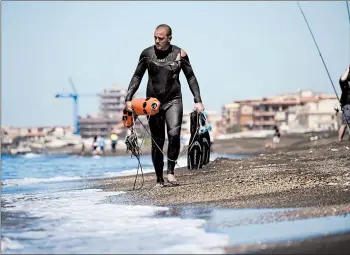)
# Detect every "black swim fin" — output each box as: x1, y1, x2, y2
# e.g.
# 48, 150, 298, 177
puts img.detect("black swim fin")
188, 111, 201, 170
187, 111, 211, 170
201, 130, 211, 166
199, 111, 211, 166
